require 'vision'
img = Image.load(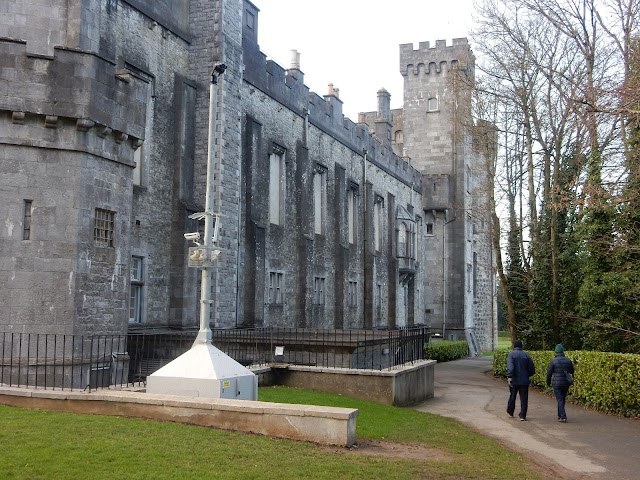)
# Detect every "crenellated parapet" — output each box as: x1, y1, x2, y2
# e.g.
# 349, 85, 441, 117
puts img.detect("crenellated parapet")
0, 38, 148, 147
242, 37, 420, 190
1, 109, 142, 166
400, 38, 475, 77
